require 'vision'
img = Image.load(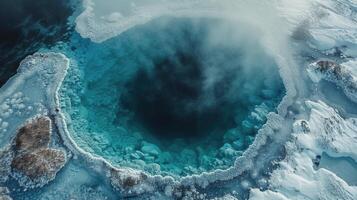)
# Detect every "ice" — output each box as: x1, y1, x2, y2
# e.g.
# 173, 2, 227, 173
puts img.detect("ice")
75, 0, 308, 43
0, 53, 69, 148
319, 153, 357, 186
76, 0, 198, 43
